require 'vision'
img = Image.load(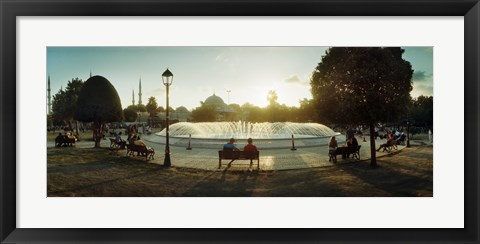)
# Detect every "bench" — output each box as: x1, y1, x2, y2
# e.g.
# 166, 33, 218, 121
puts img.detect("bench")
329, 145, 361, 163
55, 136, 77, 147
380, 140, 399, 152
218, 150, 260, 170
109, 138, 126, 149
126, 144, 155, 161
